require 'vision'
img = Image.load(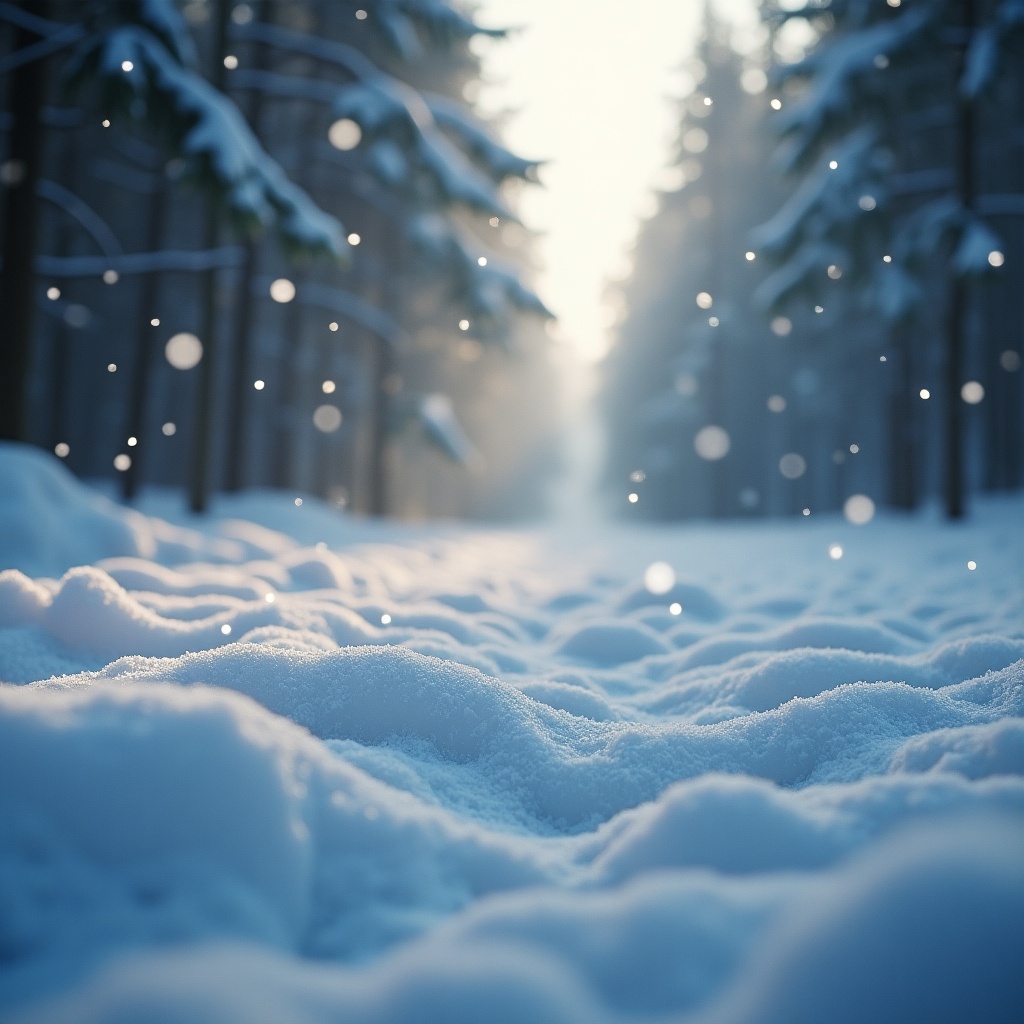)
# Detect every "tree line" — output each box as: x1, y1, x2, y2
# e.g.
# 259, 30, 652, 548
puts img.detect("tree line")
604, 0, 1023, 521
0, 0, 557, 518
